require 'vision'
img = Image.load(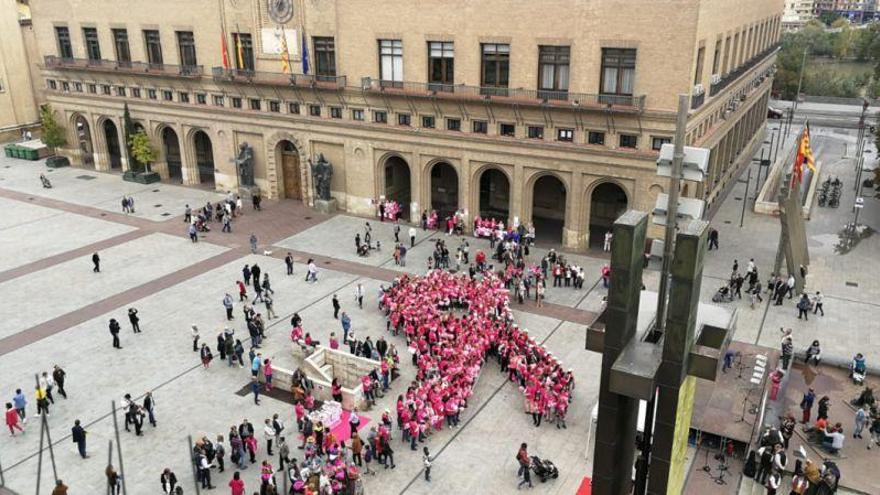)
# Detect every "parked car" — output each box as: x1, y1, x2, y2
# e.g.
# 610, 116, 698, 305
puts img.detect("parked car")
767, 107, 784, 119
